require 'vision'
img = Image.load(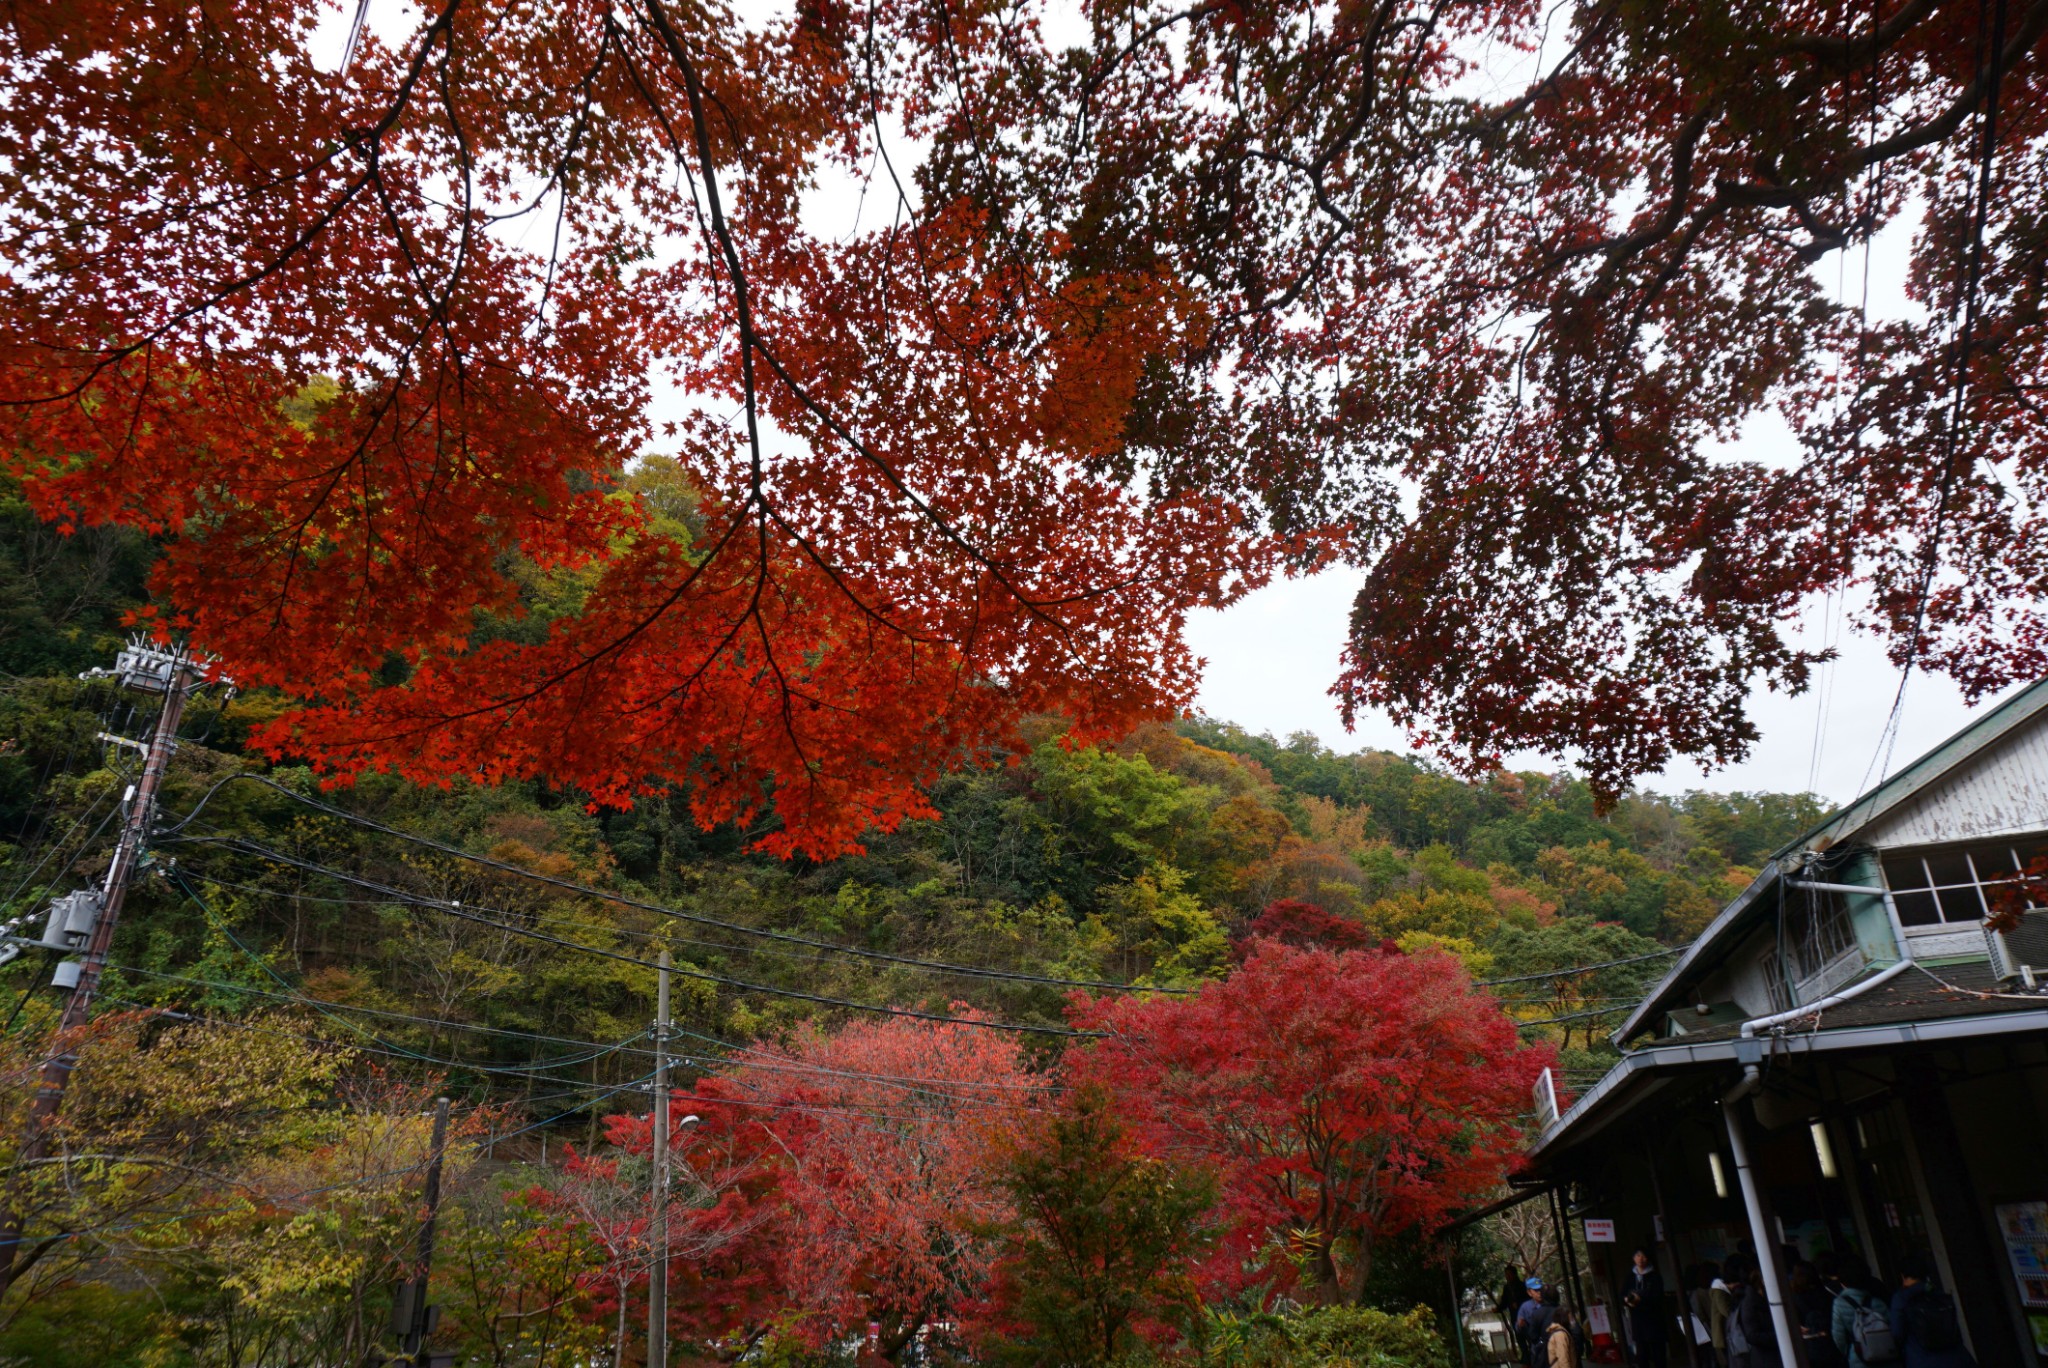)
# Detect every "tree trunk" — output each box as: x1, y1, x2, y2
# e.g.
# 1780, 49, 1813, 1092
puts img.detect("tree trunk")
1347, 1235, 1375, 1307
1314, 1241, 1346, 1307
